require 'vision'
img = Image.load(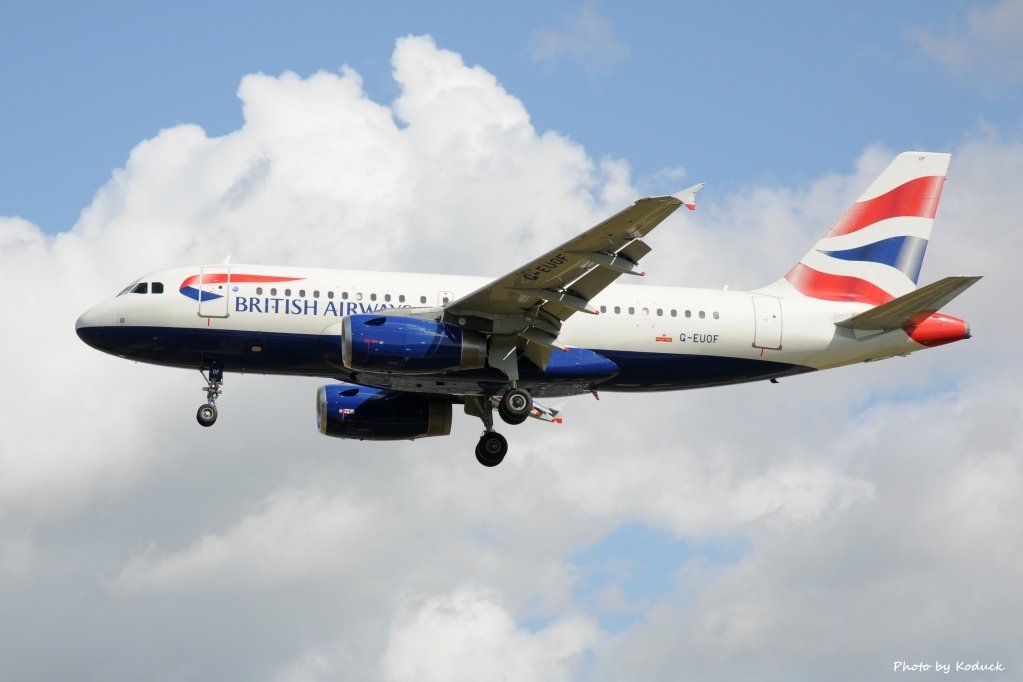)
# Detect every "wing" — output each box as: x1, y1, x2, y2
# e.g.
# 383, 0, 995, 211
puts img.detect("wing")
444, 185, 703, 373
